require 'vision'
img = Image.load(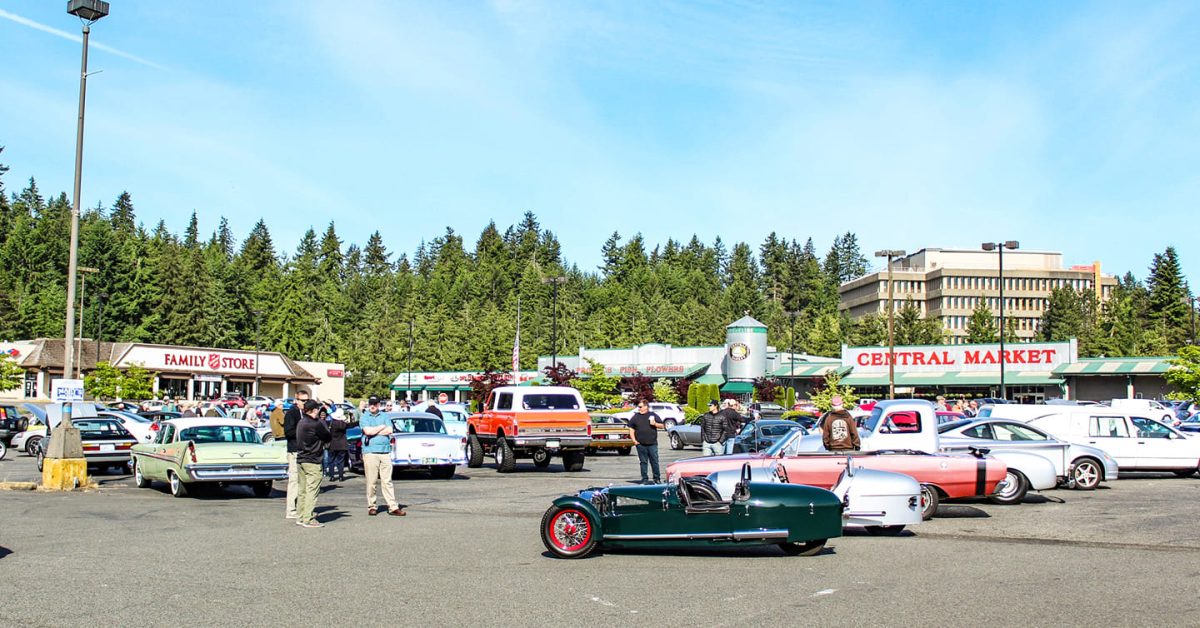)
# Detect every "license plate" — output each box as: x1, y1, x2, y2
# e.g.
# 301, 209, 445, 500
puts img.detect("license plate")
546, 440, 560, 449
421, 458, 437, 464
99, 444, 115, 452
609, 434, 621, 440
